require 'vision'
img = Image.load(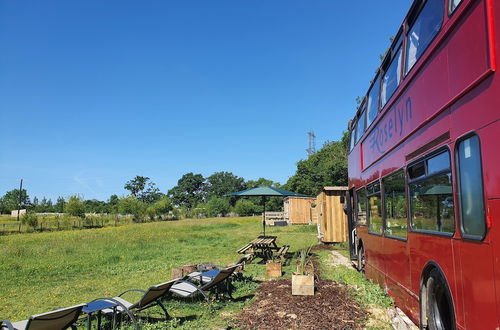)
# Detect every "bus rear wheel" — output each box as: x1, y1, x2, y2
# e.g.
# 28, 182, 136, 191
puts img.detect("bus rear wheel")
357, 246, 365, 273
424, 269, 455, 330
